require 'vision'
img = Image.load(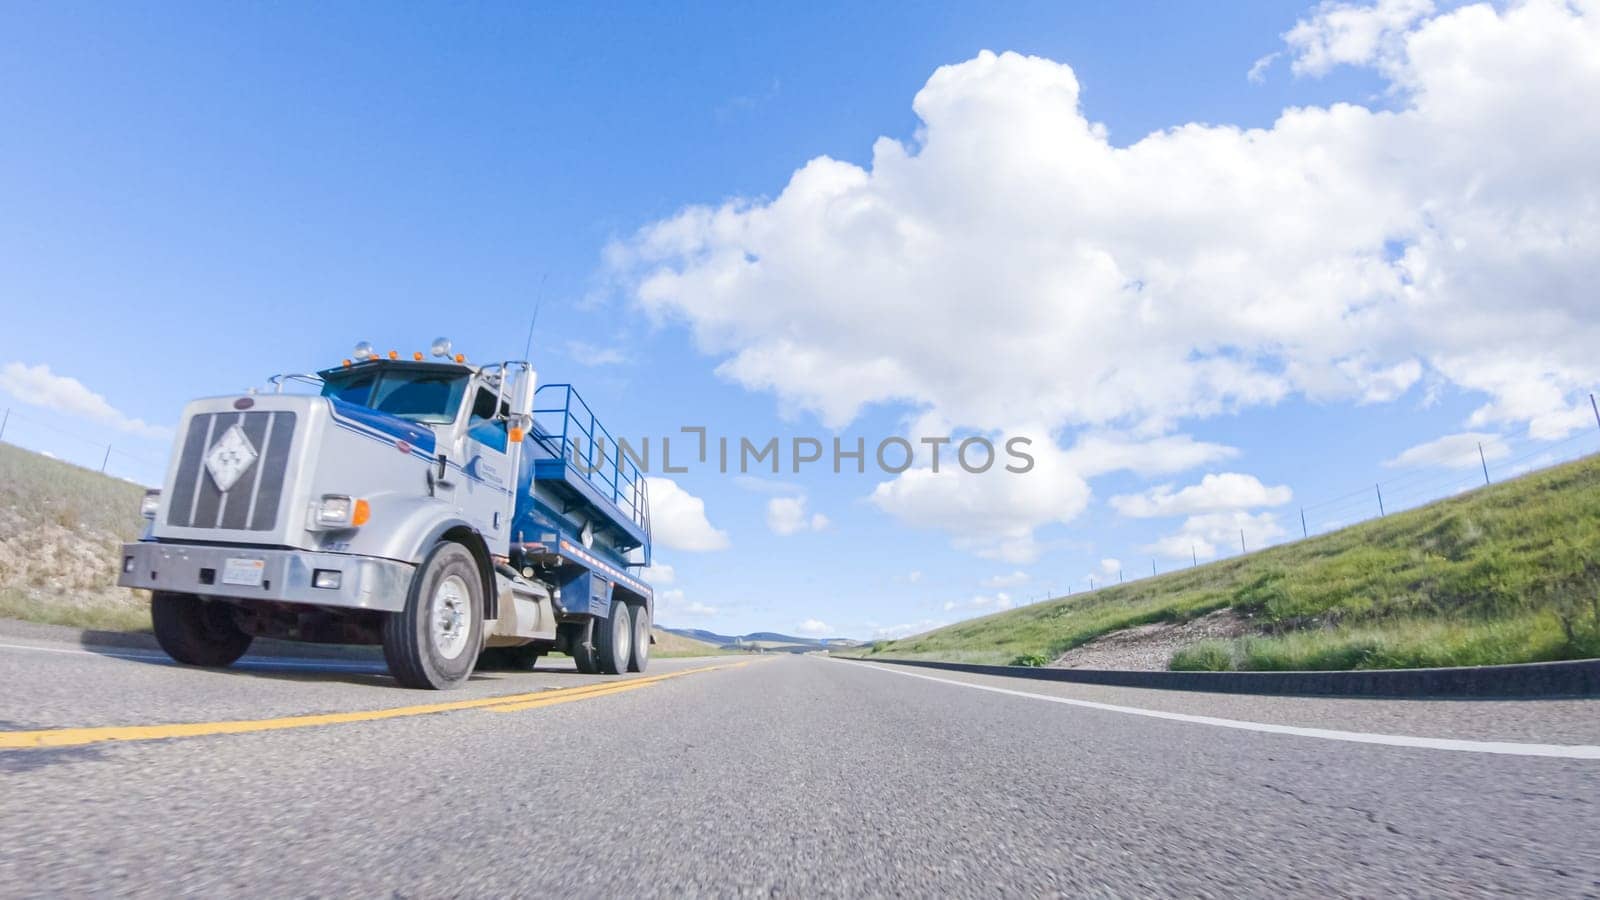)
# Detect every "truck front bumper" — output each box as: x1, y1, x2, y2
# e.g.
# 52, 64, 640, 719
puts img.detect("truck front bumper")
118, 542, 415, 613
